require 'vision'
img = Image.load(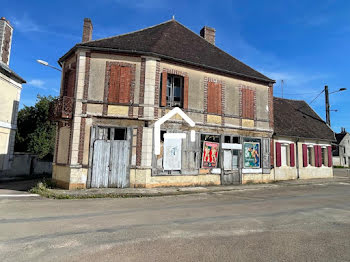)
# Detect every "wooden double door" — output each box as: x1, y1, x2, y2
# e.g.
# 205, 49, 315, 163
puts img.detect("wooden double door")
90, 127, 131, 188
